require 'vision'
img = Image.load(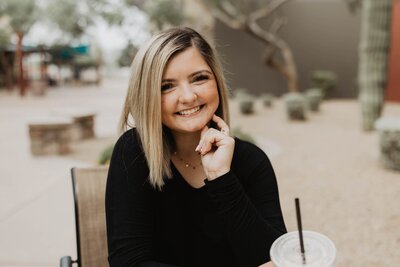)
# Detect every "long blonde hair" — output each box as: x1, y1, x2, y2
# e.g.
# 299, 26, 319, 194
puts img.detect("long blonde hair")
120, 27, 230, 190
